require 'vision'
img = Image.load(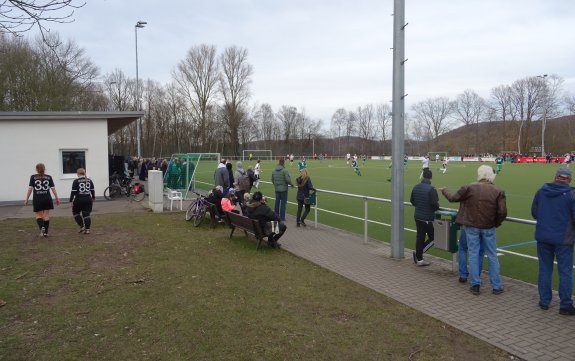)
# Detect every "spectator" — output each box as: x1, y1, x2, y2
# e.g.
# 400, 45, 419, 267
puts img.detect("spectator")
440, 165, 507, 296
221, 191, 239, 214
246, 166, 256, 193
457, 228, 484, 283
246, 191, 287, 249
234, 161, 250, 201
214, 159, 230, 191
226, 162, 234, 194
296, 168, 315, 227
271, 158, 294, 221
531, 168, 575, 315
409, 169, 439, 266
206, 186, 224, 219
24, 163, 61, 237
69, 168, 95, 235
